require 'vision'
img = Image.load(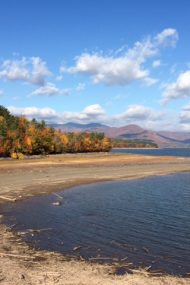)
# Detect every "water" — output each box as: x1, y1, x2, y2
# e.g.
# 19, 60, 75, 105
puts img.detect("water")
112, 148, 190, 157
1, 173, 190, 276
